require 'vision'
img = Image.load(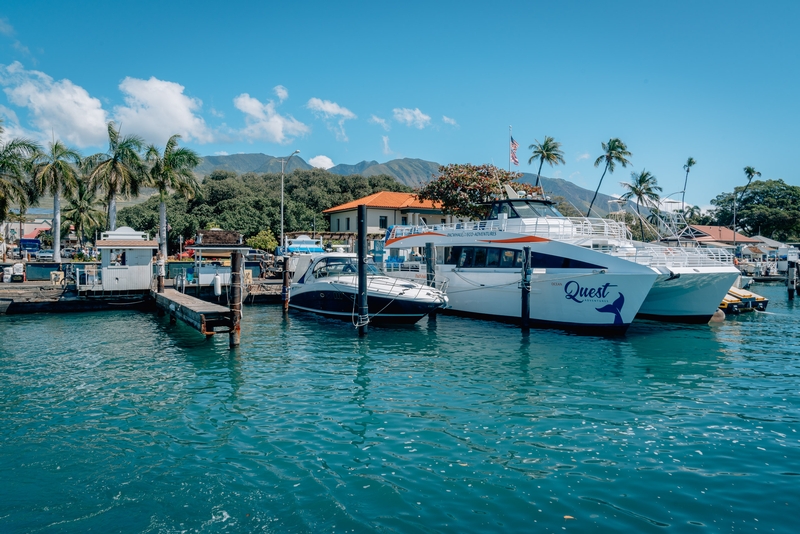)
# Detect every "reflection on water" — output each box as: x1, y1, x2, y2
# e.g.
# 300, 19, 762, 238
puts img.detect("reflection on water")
1, 283, 798, 533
